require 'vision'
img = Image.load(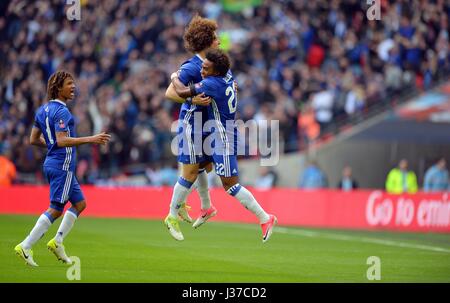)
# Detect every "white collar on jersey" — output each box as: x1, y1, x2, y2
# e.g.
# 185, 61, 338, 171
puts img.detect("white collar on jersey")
196, 53, 205, 62
50, 99, 67, 106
